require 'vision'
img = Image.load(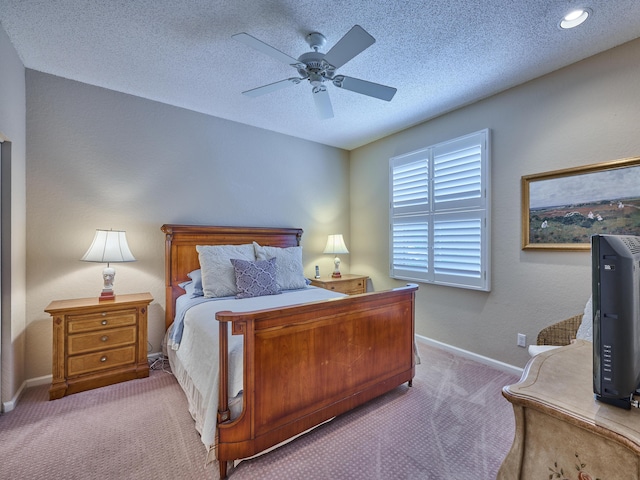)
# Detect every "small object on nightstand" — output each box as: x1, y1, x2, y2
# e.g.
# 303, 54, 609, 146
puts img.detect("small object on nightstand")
310, 274, 368, 295
46, 292, 152, 400
315, 265, 320, 278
